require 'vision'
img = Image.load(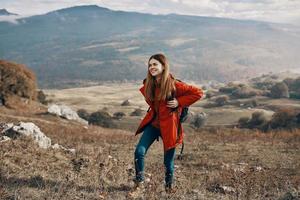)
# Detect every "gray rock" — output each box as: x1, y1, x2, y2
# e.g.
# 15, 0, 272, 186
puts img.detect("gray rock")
2, 122, 51, 149
48, 104, 88, 124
